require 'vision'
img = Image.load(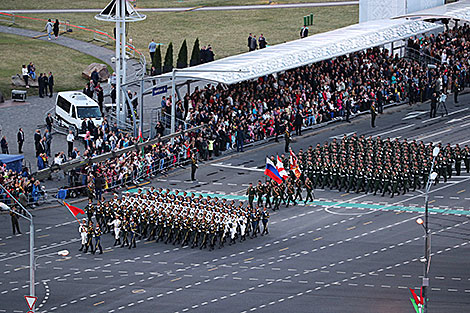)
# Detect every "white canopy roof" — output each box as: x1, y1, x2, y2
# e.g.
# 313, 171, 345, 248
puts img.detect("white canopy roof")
395, 0, 470, 21
159, 19, 440, 86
